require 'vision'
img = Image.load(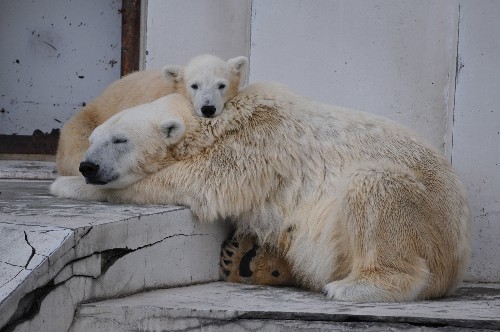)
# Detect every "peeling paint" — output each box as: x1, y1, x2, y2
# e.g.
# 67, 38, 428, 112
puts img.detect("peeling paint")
0, 0, 122, 136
